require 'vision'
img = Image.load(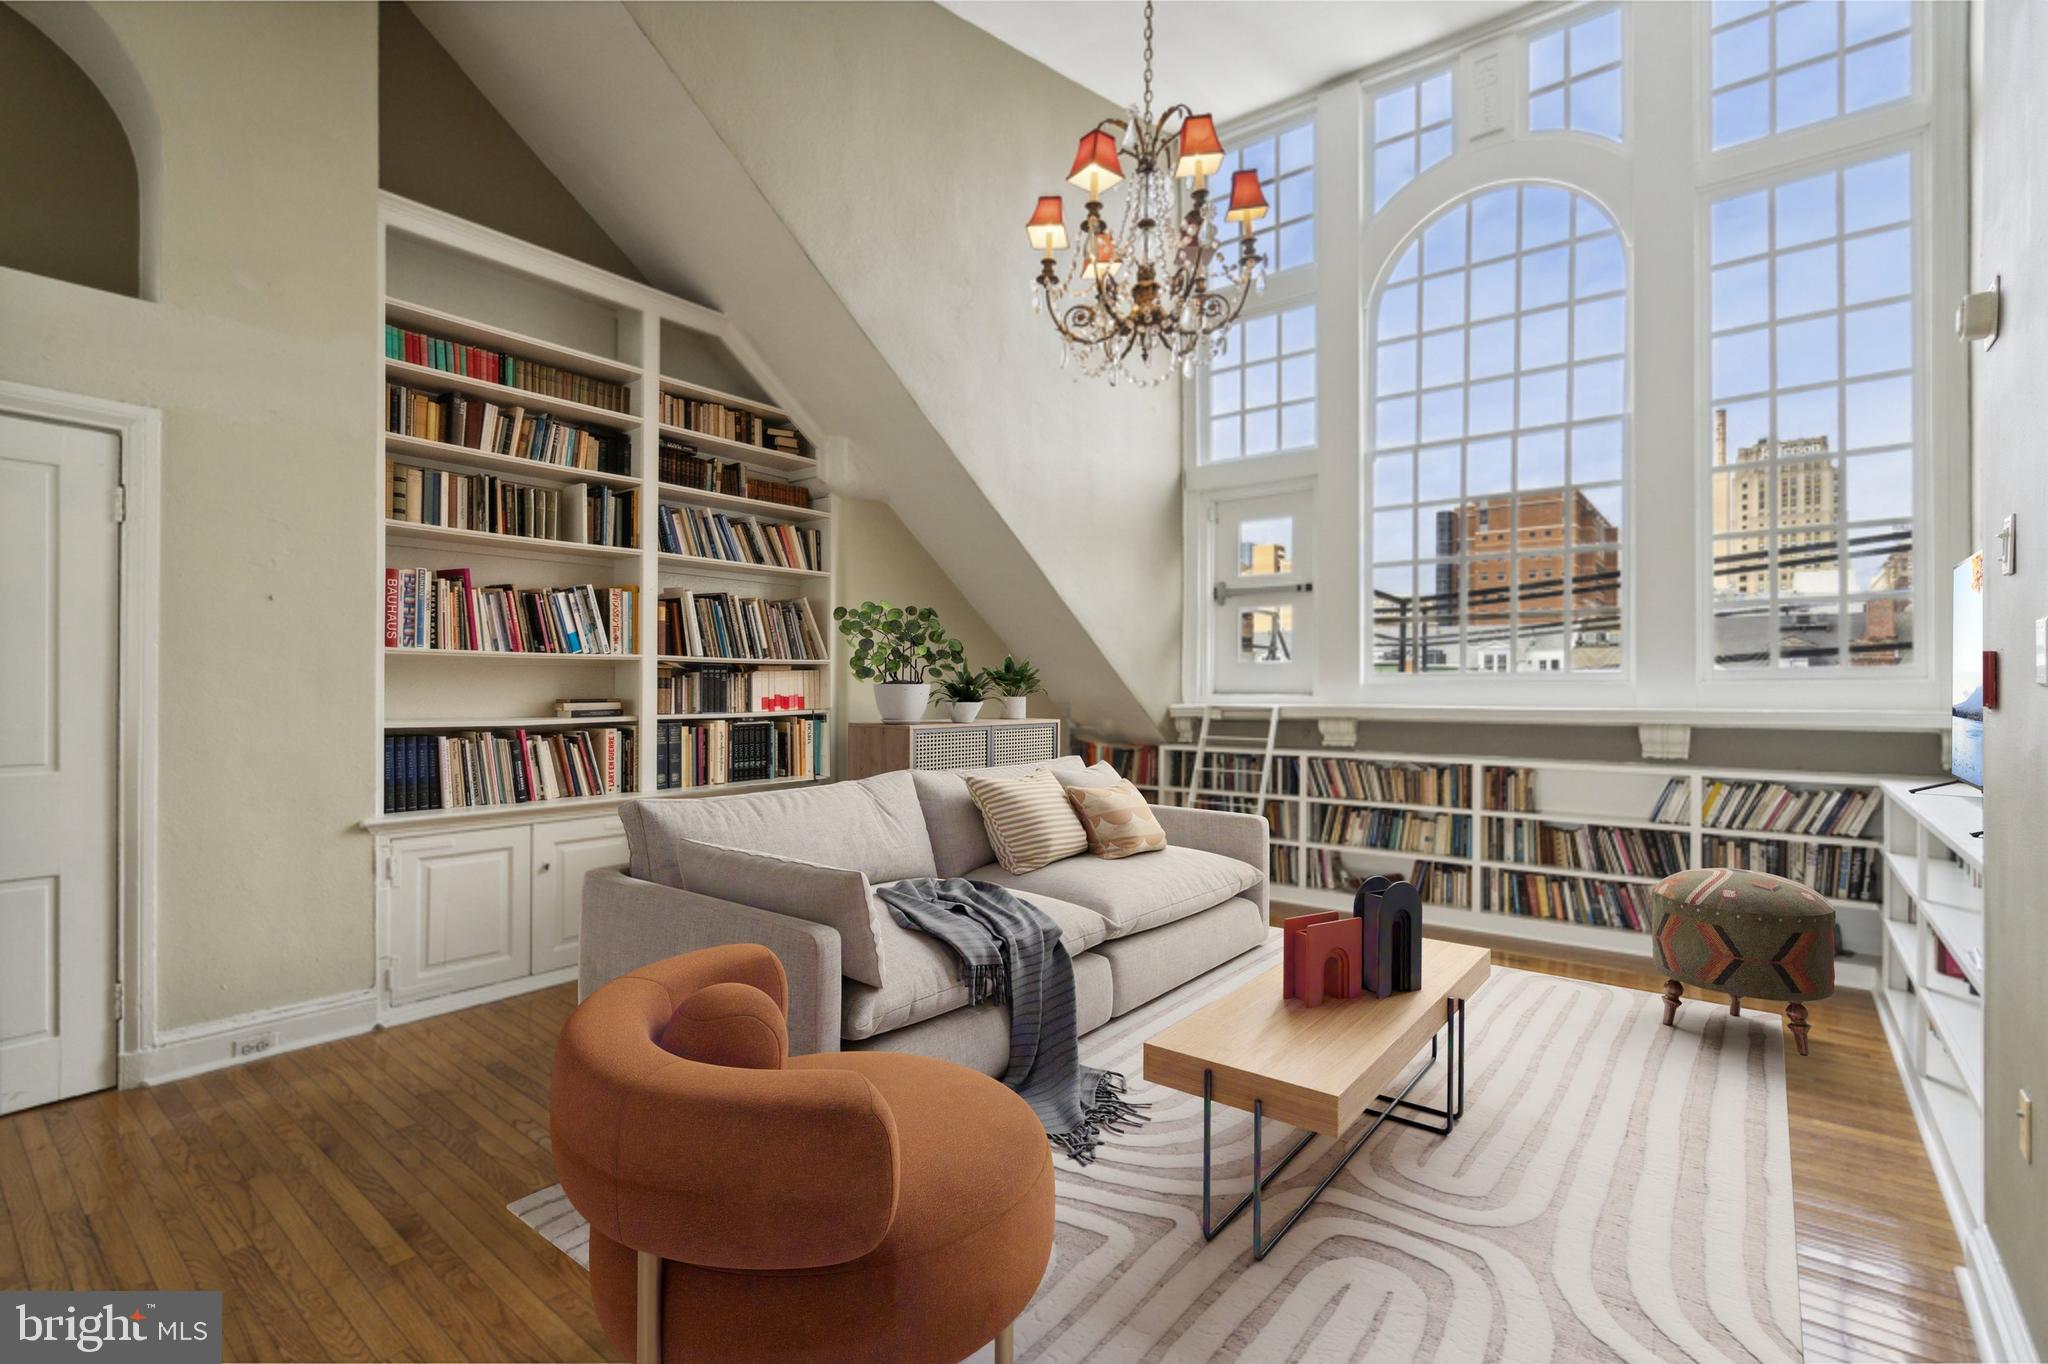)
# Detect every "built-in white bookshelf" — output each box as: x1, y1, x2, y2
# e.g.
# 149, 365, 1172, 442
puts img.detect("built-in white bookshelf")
1157, 742, 1891, 988
370, 197, 835, 831
1872, 779, 1986, 1238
